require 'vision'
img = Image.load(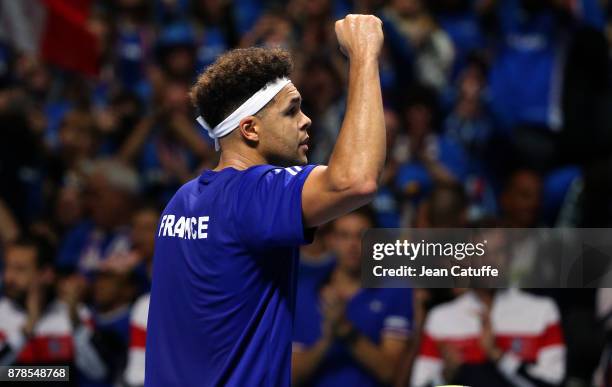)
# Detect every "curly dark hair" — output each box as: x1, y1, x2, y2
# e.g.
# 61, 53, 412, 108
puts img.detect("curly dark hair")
190, 47, 293, 128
